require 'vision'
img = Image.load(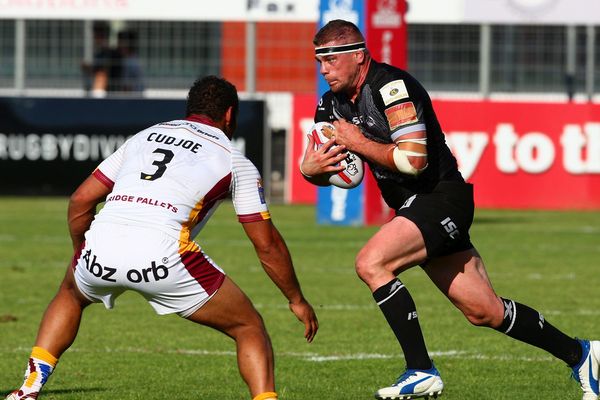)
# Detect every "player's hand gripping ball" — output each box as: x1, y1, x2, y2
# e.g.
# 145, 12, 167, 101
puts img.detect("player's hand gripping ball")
309, 121, 364, 189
